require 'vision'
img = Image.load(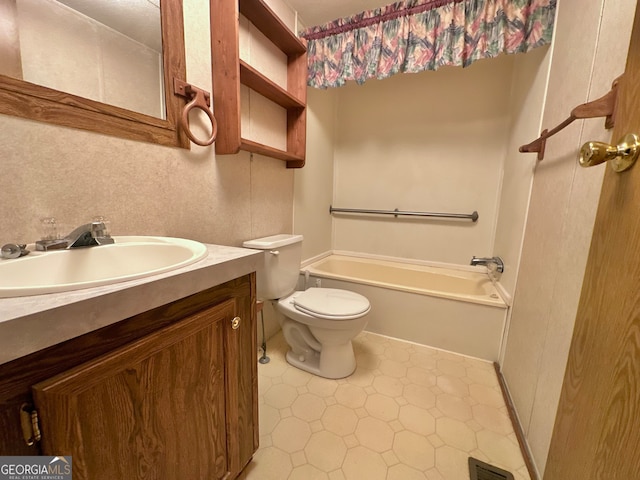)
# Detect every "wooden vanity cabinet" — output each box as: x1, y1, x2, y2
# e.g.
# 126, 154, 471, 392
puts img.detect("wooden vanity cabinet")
0, 274, 258, 480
